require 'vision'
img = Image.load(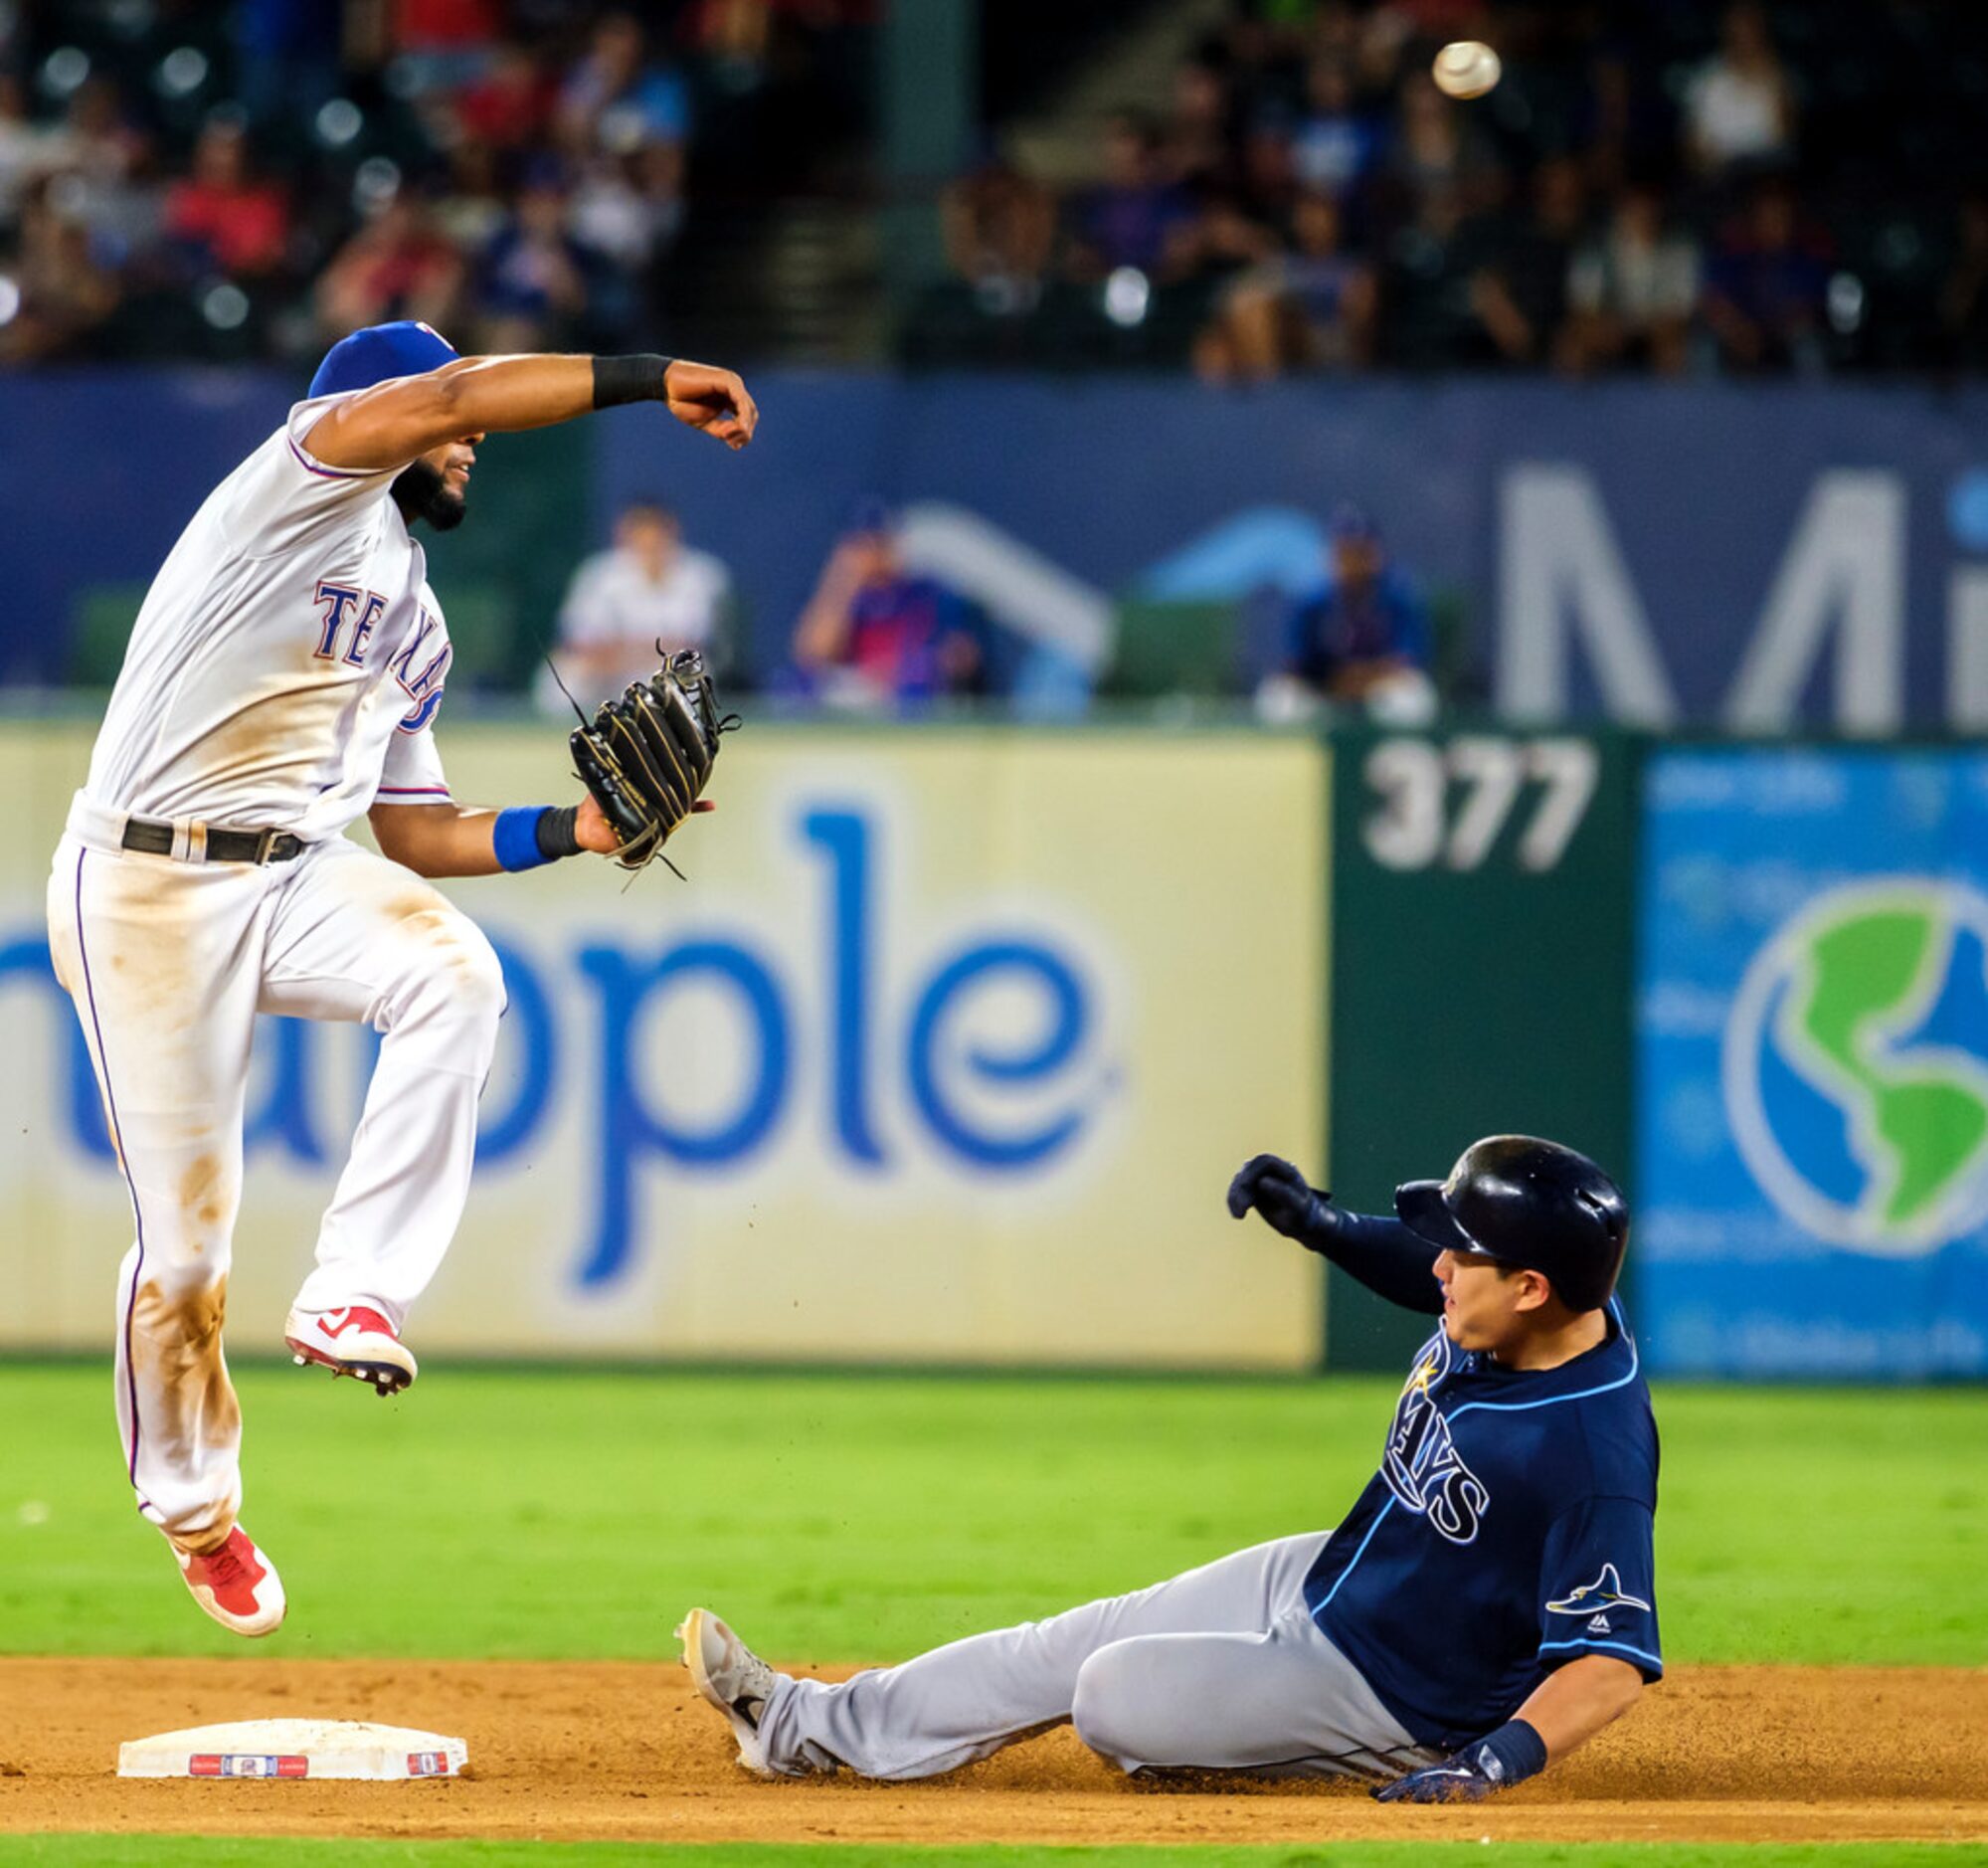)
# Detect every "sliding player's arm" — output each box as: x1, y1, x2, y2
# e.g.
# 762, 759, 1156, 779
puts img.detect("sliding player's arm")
1227, 1155, 1443, 1313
